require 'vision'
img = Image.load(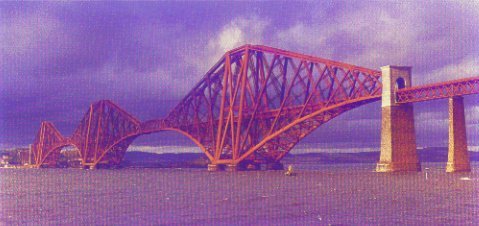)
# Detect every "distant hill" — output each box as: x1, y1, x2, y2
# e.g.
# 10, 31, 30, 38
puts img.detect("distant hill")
121, 152, 209, 168
3, 147, 475, 168
285, 147, 479, 164
121, 147, 479, 168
